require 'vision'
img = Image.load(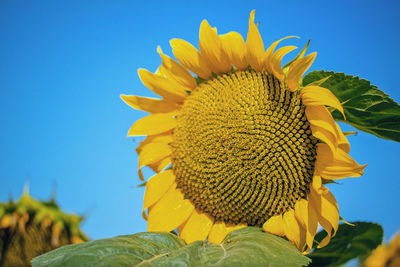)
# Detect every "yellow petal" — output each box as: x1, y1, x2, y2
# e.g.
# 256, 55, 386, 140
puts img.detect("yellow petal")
136, 133, 172, 180
220, 31, 247, 70
143, 170, 176, 219
301, 85, 344, 117
294, 199, 318, 253
157, 46, 197, 90
208, 221, 246, 244
318, 223, 332, 247
71, 236, 84, 244
286, 52, 317, 91
199, 20, 231, 74
245, 10, 265, 72
262, 214, 284, 236
170, 38, 212, 79
315, 143, 367, 179
138, 156, 172, 181
309, 186, 339, 248
269, 45, 297, 81
148, 182, 194, 232
305, 105, 339, 157
179, 209, 214, 244
138, 142, 172, 172
138, 68, 188, 103
265, 36, 298, 73
226, 223, 247, 234
340, 217, 355, 226
294, 199, 308, 230
136, 133, 173, 155
317, 217, 333, 248
335, 123, 351, 153
128, 113, 176, 136
208, 222, 227, 244
121, 95, 179, 114
283, 209, 306, 250
147, 156, 171, 174
311, 174, 326, 194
